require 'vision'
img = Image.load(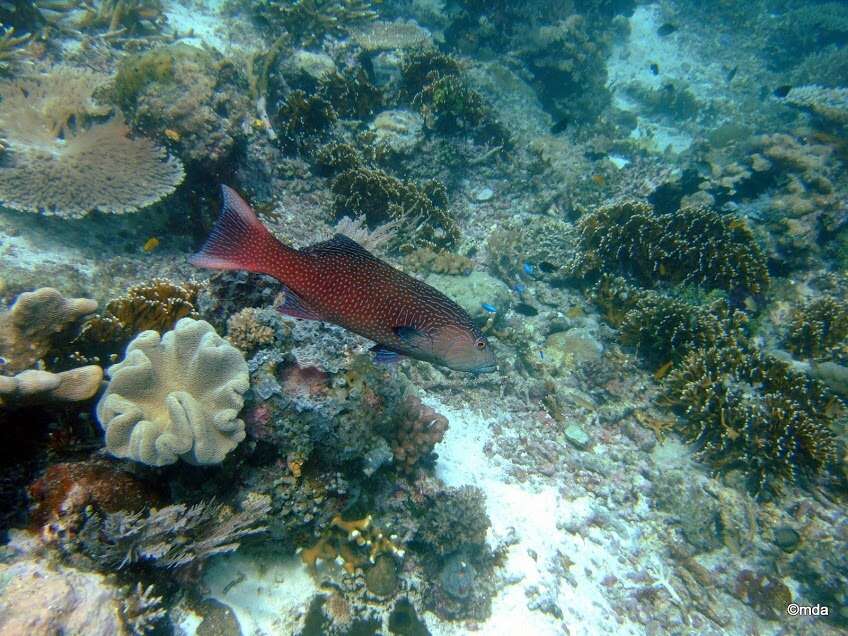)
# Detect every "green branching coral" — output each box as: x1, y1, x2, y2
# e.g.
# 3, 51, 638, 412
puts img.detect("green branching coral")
575, 201, 769, 295
312, 141, 364, 176
276, 89, 337, 151
785, 296, 848, 360
251, 0, 376, 46
315, 69, 382, 120
665, 344, 838, 496
399, 48, 463, 100
332, 167, 458, 250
